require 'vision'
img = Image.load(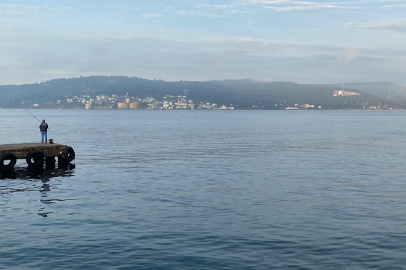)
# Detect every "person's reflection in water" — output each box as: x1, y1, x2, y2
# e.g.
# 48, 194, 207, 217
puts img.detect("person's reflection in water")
38, 178, 52, 217
41, 178, 51, 193
1, 166, 75, 217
